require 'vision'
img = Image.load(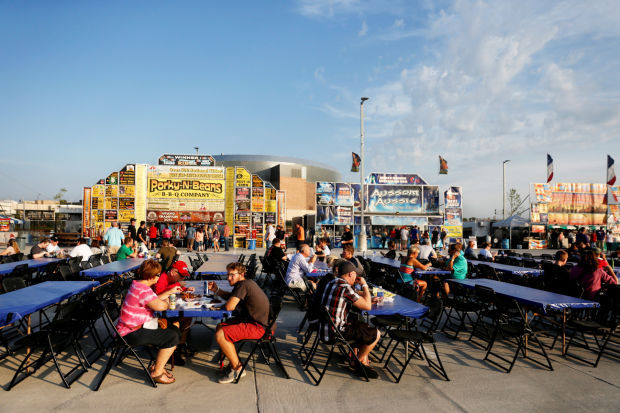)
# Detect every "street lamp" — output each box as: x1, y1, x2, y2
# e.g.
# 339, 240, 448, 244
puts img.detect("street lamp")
359, 97, 369, 252
503, 160, 510, 220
